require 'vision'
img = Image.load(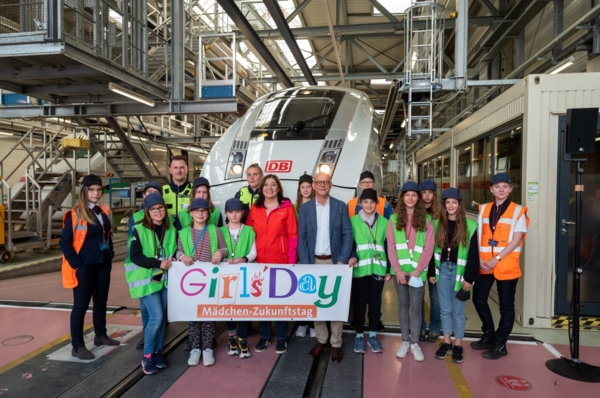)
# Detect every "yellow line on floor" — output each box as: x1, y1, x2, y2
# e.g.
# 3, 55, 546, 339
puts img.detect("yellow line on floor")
445, 359, 474, 398
0, 314, 115, 375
